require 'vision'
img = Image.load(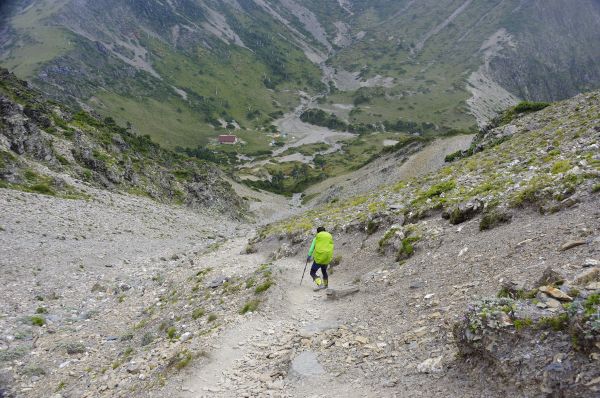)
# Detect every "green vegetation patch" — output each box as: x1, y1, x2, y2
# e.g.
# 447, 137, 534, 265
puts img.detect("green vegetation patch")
479, 210, 512, 231
172, 350, 194, 370
29, 315, 45, 326
240, 299, 260, 314
551, 160, 572, 174
492, 101, 551, 127
207, 313, 218, 322
254, 280, 273, 294
192, 308, 205, 320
